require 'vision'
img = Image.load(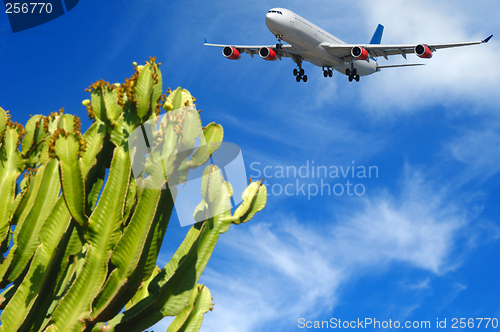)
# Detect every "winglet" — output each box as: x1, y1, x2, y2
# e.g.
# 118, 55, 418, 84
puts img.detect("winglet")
483, 35, 493, 43
204, 37, 208, 44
